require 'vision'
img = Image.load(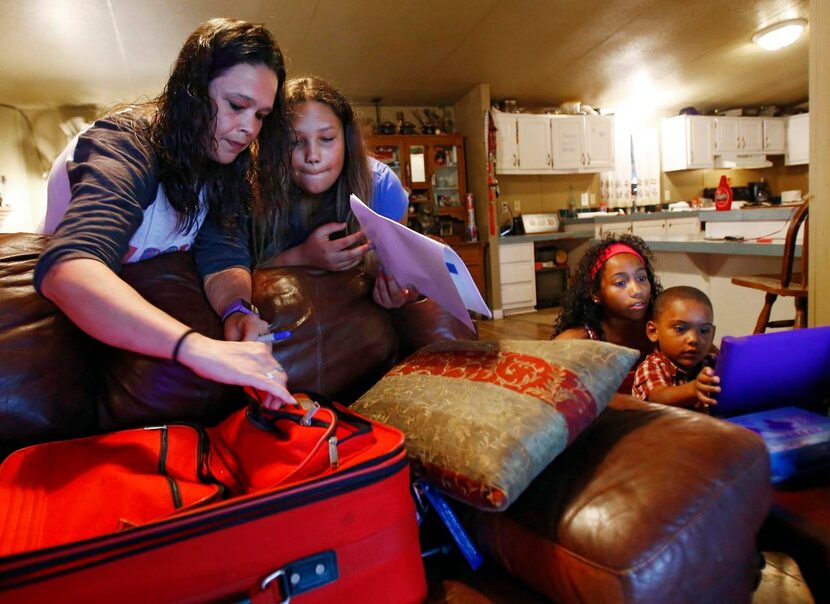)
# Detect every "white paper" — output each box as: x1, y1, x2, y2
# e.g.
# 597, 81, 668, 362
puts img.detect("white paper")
350, 195, 491, 332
